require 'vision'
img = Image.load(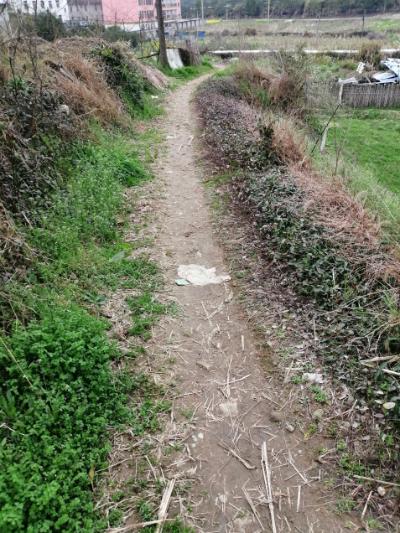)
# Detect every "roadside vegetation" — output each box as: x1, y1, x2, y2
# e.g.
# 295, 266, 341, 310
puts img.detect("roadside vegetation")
195, 56, 400, 526
0, 32, 203, 531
